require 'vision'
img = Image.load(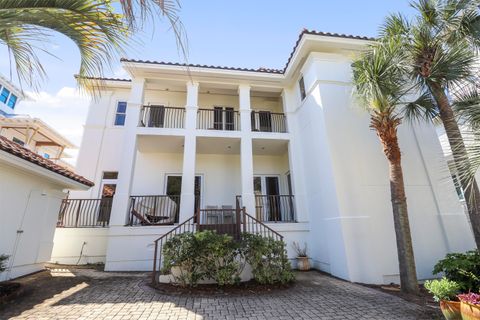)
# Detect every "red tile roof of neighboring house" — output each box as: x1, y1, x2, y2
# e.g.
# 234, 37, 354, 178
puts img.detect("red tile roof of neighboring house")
0, 136, 94, 187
